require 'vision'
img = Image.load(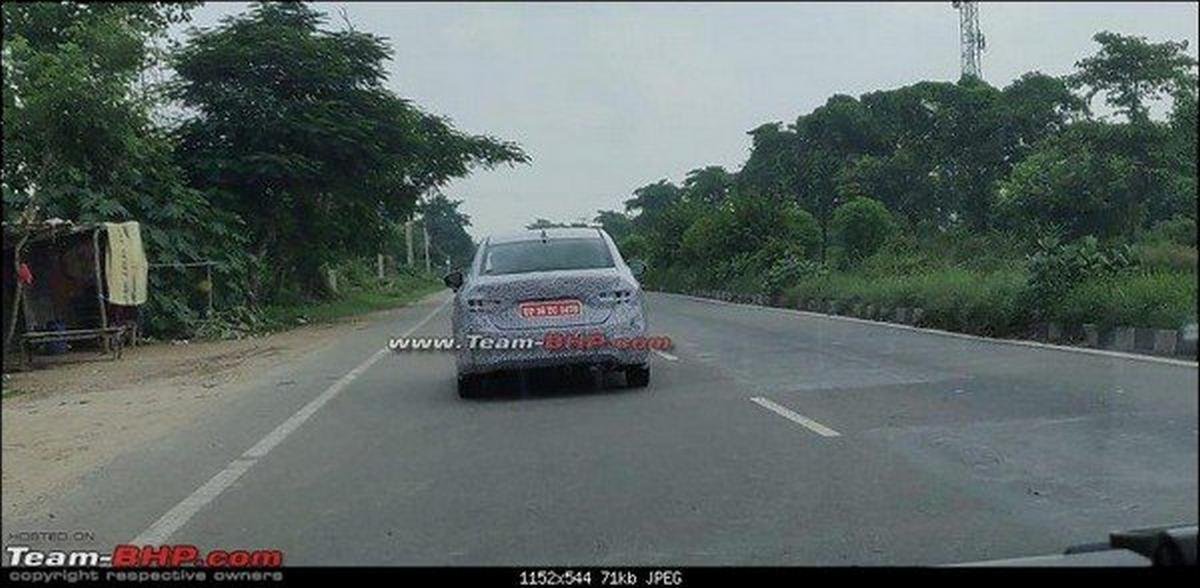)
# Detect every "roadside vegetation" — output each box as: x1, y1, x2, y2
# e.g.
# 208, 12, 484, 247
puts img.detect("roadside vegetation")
258, 265, 441, 331
2, 2, 520, 344
568, 31, 1197, 338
